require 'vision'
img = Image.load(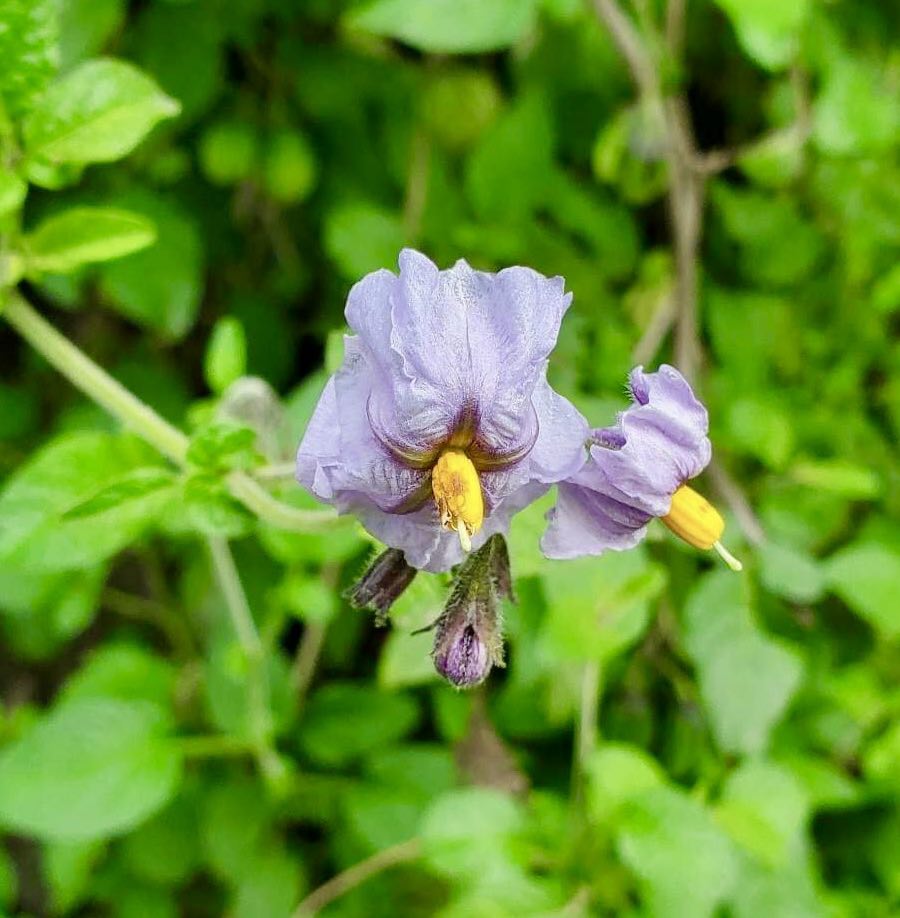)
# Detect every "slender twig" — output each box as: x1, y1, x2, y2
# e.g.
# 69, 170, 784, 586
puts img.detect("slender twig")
631, 289, 676, 365
208, 537, 263, 656
292, 839, 423, 918
3, 294, 189, 462
573, 661, 602, 803
592, 0, 704, 383
665, 0, 686, 57
708, 459, 766, 545
291, 621, 327, 704
592, 0, 656, 98
253, 461, 299, 480
103, 587, 195, 658
2, 294, 339, 533
208, 537, 274, 766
